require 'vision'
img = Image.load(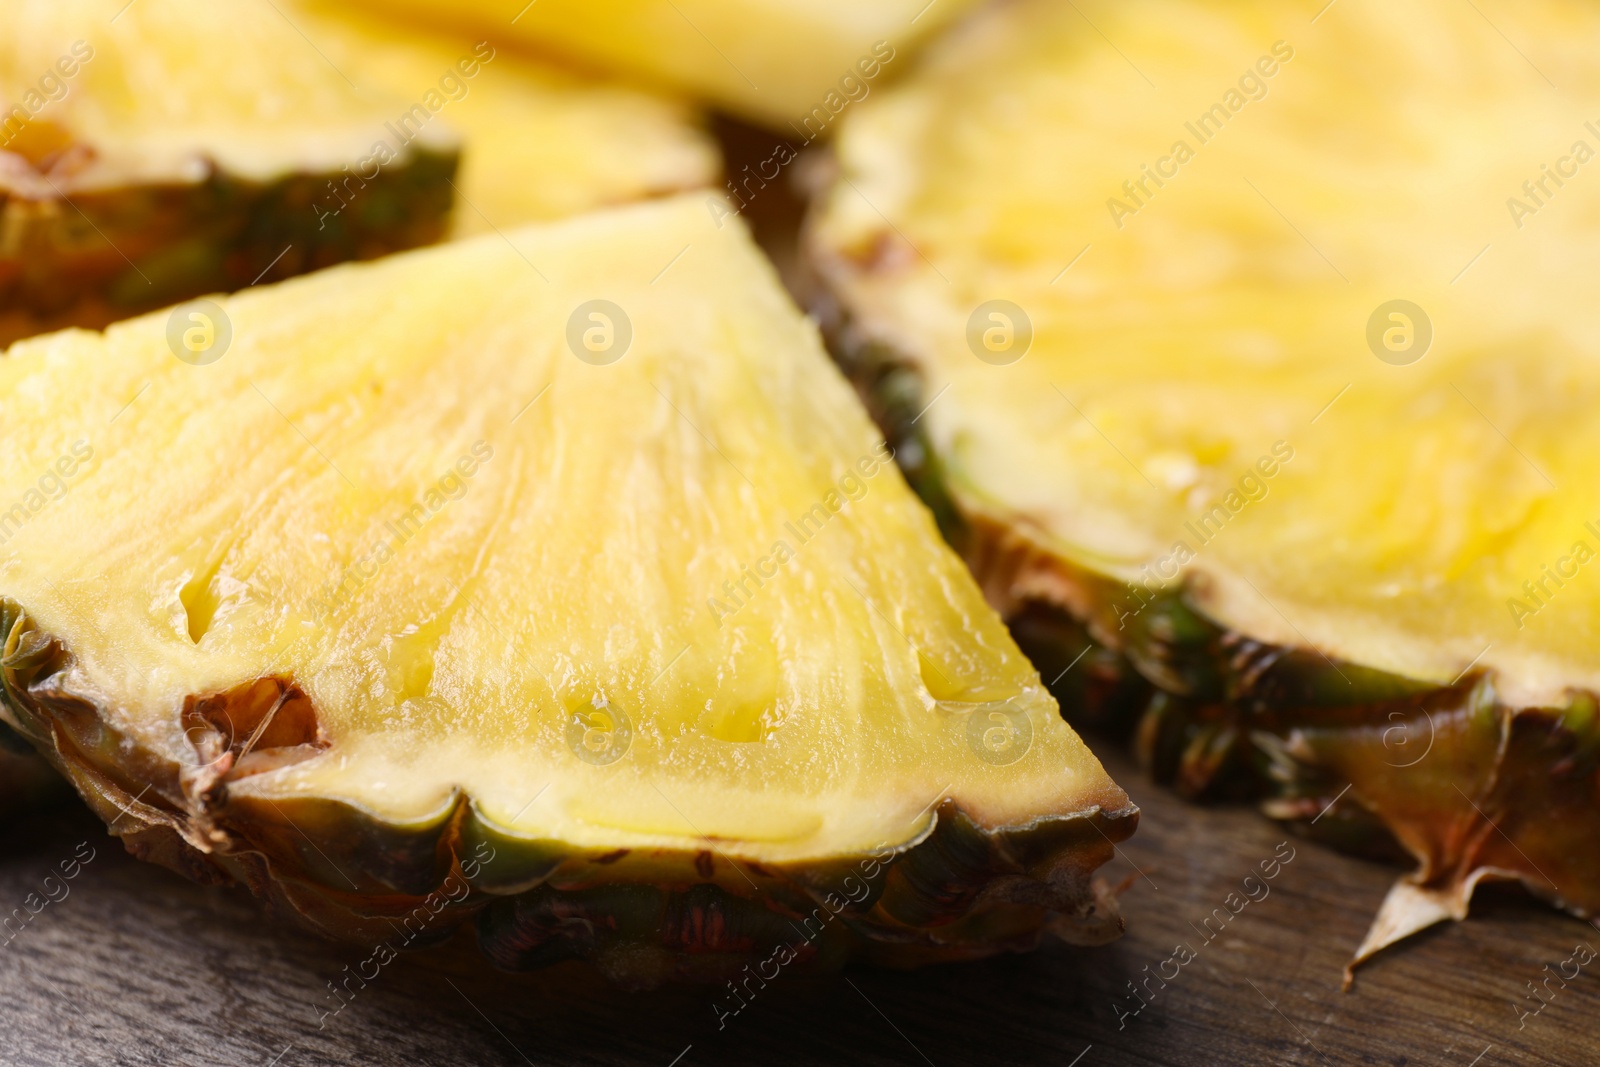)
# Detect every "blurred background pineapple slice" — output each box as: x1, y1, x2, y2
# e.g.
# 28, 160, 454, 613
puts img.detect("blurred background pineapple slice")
808, 0, 1600, 969
343, 0, 981, 130
0, 0, 716, 344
